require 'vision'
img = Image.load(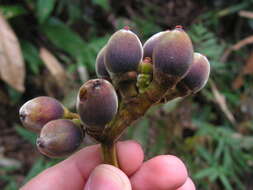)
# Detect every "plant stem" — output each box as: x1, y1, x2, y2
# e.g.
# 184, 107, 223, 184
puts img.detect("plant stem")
101, 143, 119, 167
